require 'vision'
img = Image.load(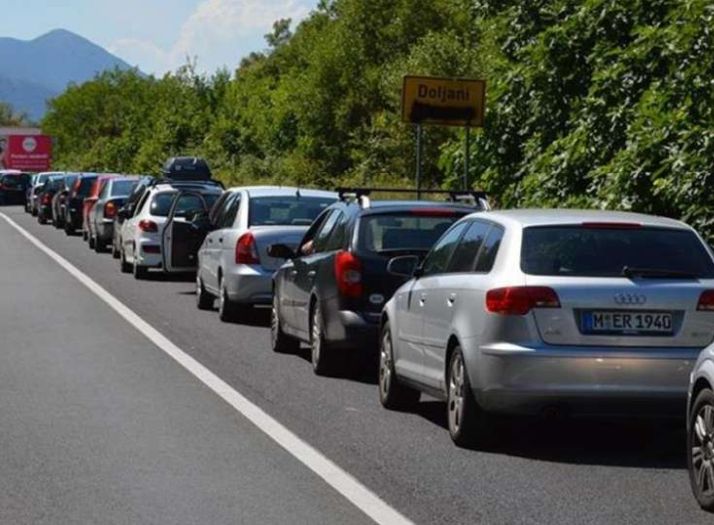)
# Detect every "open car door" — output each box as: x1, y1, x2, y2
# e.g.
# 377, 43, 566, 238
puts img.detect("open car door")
162, 191, 213, 272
